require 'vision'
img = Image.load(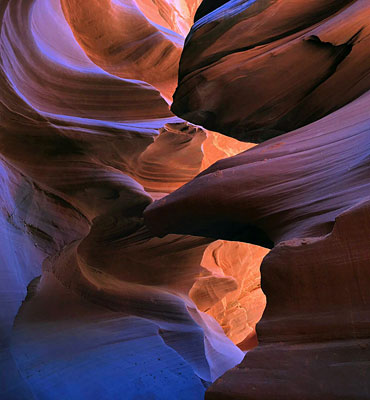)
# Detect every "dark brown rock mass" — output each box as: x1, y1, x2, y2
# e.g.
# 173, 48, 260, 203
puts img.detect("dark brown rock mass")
144, 1, 370, 398
172, 0, 370, 142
